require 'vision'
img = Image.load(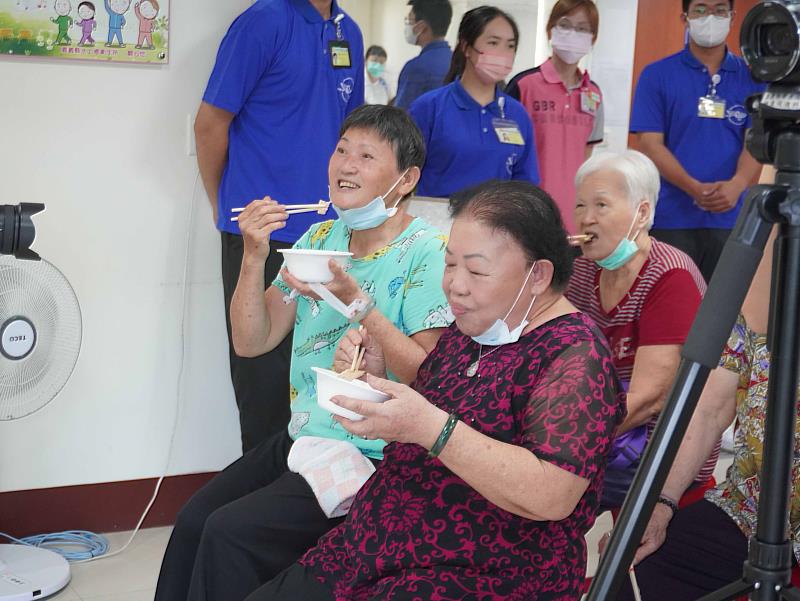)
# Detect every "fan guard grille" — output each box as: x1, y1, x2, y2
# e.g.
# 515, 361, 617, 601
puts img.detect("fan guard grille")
0, 256, 81, 420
